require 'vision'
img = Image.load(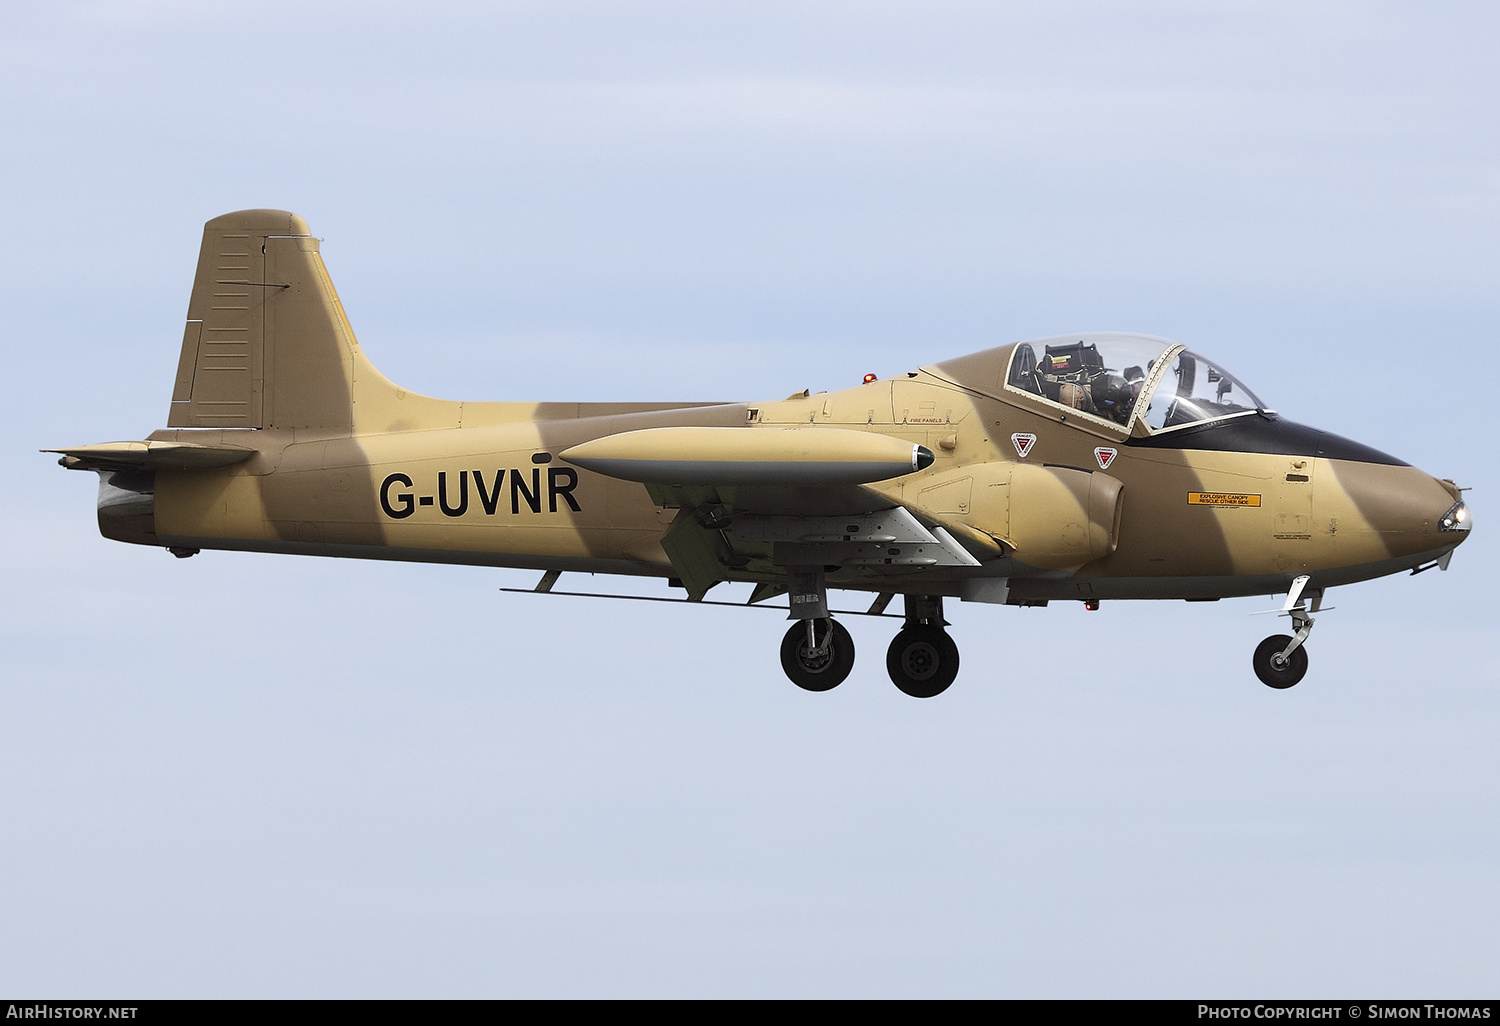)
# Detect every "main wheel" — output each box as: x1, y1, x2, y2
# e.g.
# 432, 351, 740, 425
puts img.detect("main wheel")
886, 626, 960, 698
1253, 634, 1308, 689
780, 619, 856, 691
